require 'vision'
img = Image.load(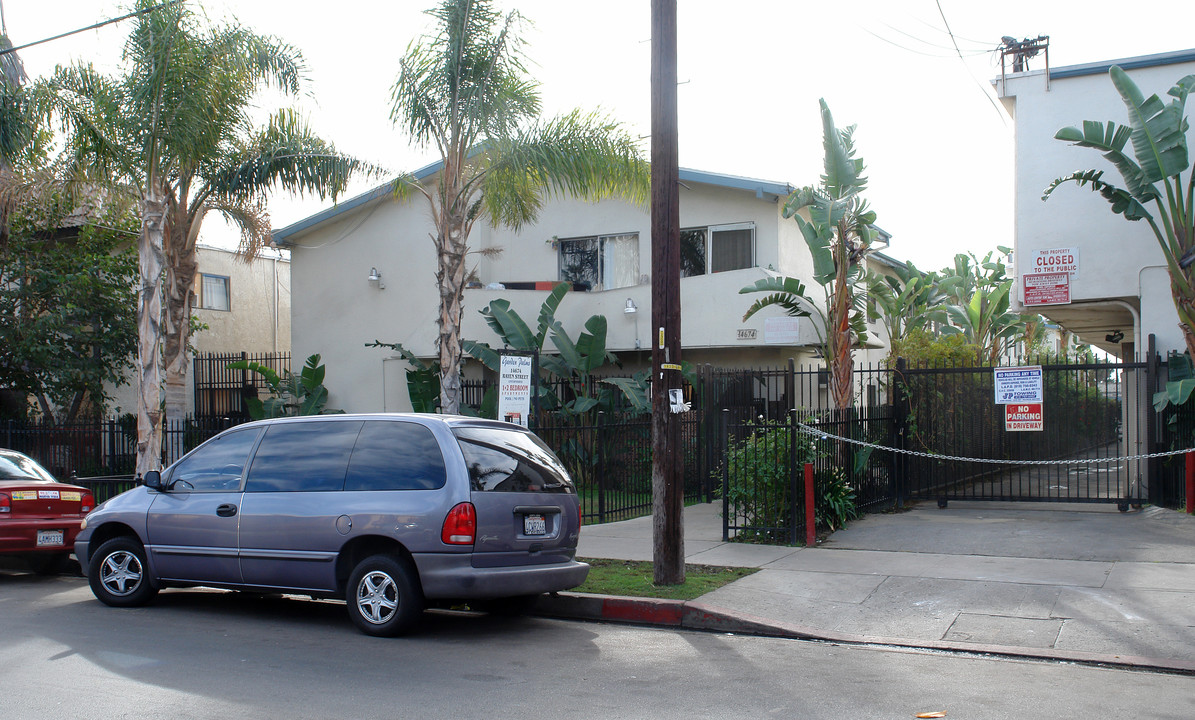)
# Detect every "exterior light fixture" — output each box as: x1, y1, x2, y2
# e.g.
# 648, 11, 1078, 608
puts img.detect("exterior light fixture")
624, 298, 638, 314
1105, 330, 1124, 343
368, 267, 385, 290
